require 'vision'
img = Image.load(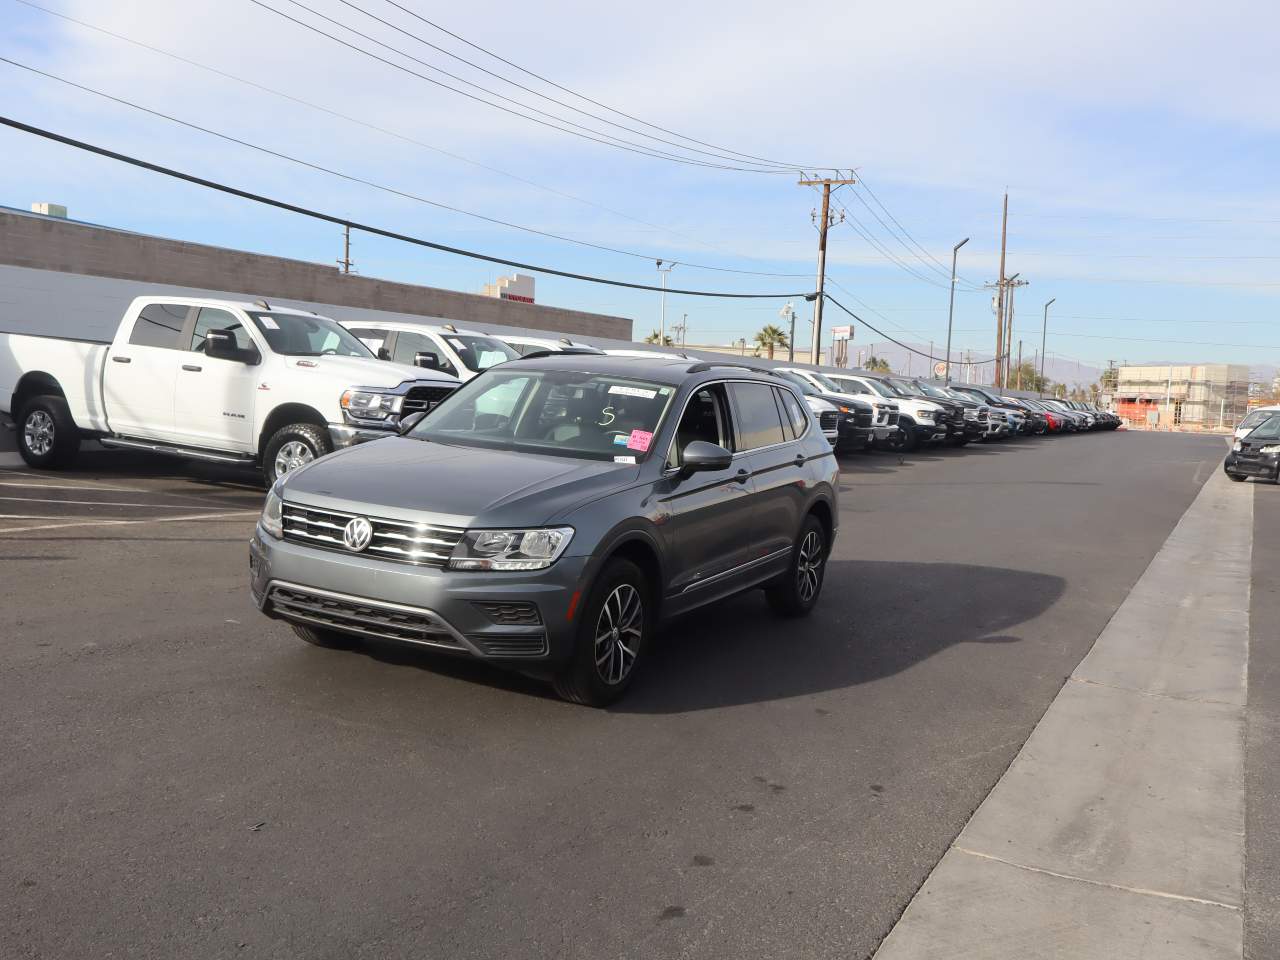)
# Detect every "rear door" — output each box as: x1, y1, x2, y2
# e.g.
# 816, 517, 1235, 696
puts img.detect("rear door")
171, 307, 259, 451
102, 302, 191, 441
730, 382, 806, 563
